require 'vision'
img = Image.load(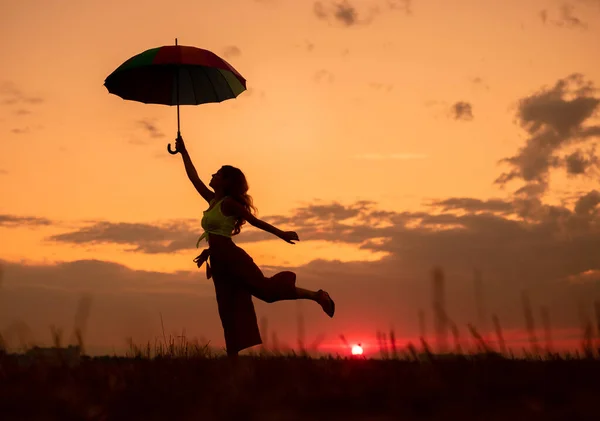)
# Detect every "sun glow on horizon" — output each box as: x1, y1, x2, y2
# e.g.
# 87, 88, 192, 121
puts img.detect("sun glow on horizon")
351, 344, 364, 356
